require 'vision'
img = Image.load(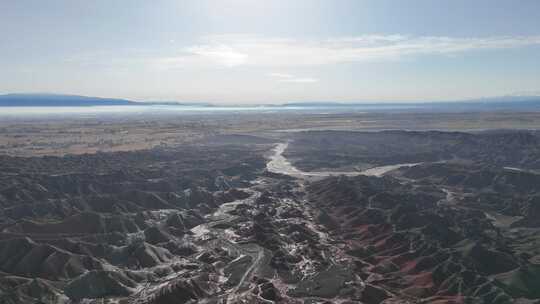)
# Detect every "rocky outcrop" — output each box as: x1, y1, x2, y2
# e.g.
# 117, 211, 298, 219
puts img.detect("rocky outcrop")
65, 270, 137, 300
